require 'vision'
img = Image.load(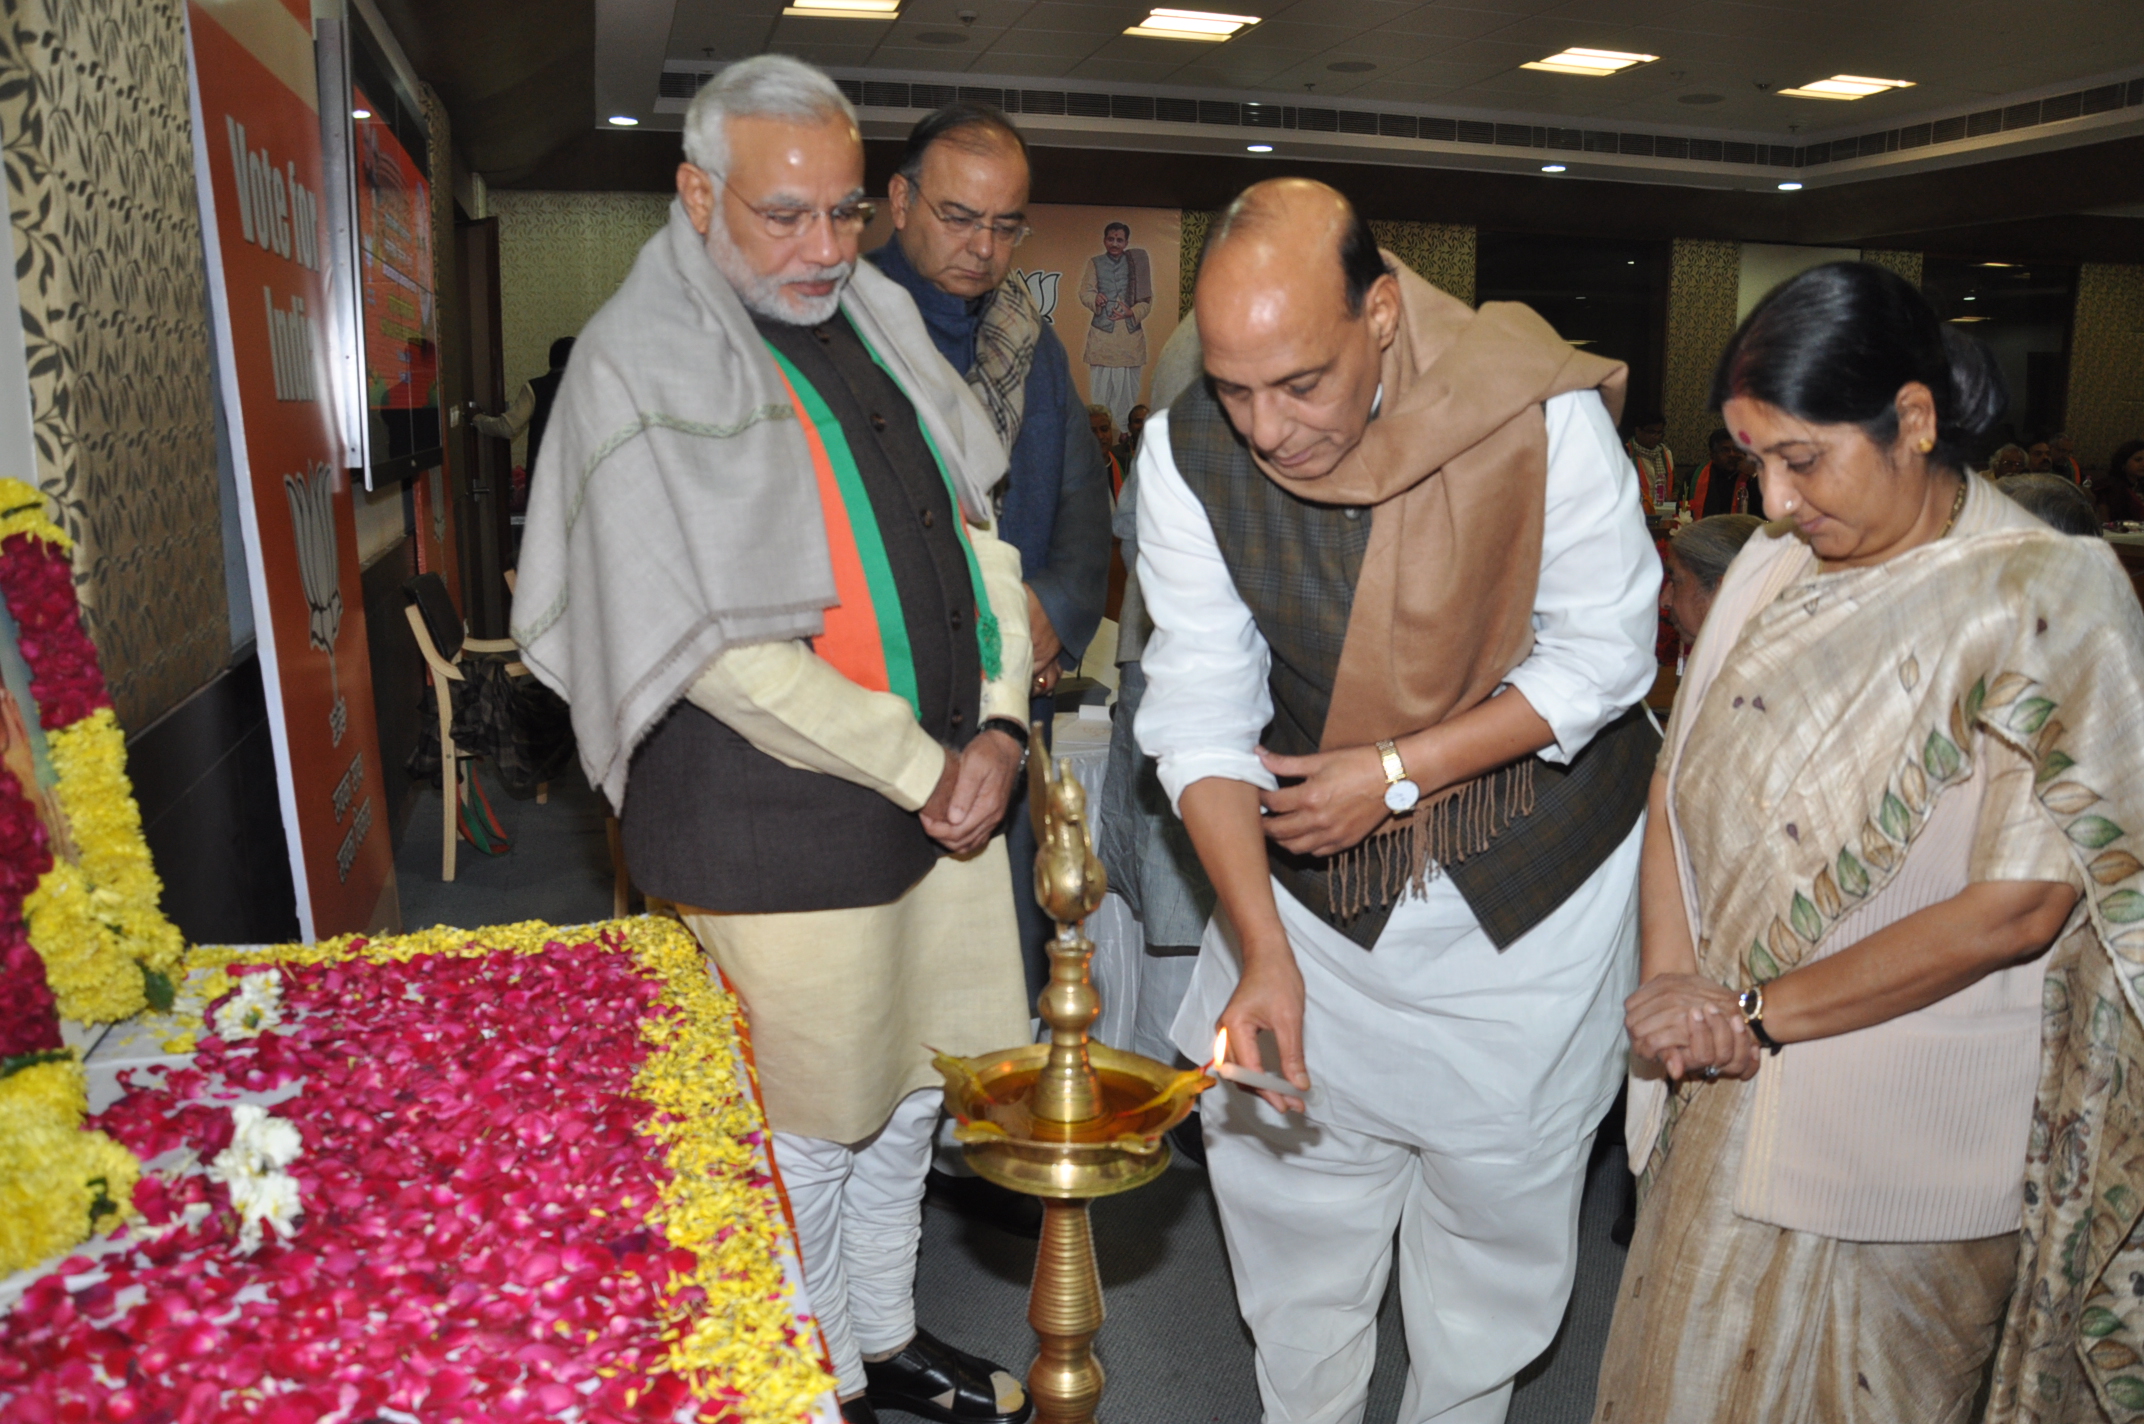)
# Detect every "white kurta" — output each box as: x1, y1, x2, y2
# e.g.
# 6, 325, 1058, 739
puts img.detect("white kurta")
1133, 390, 1660, 1424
